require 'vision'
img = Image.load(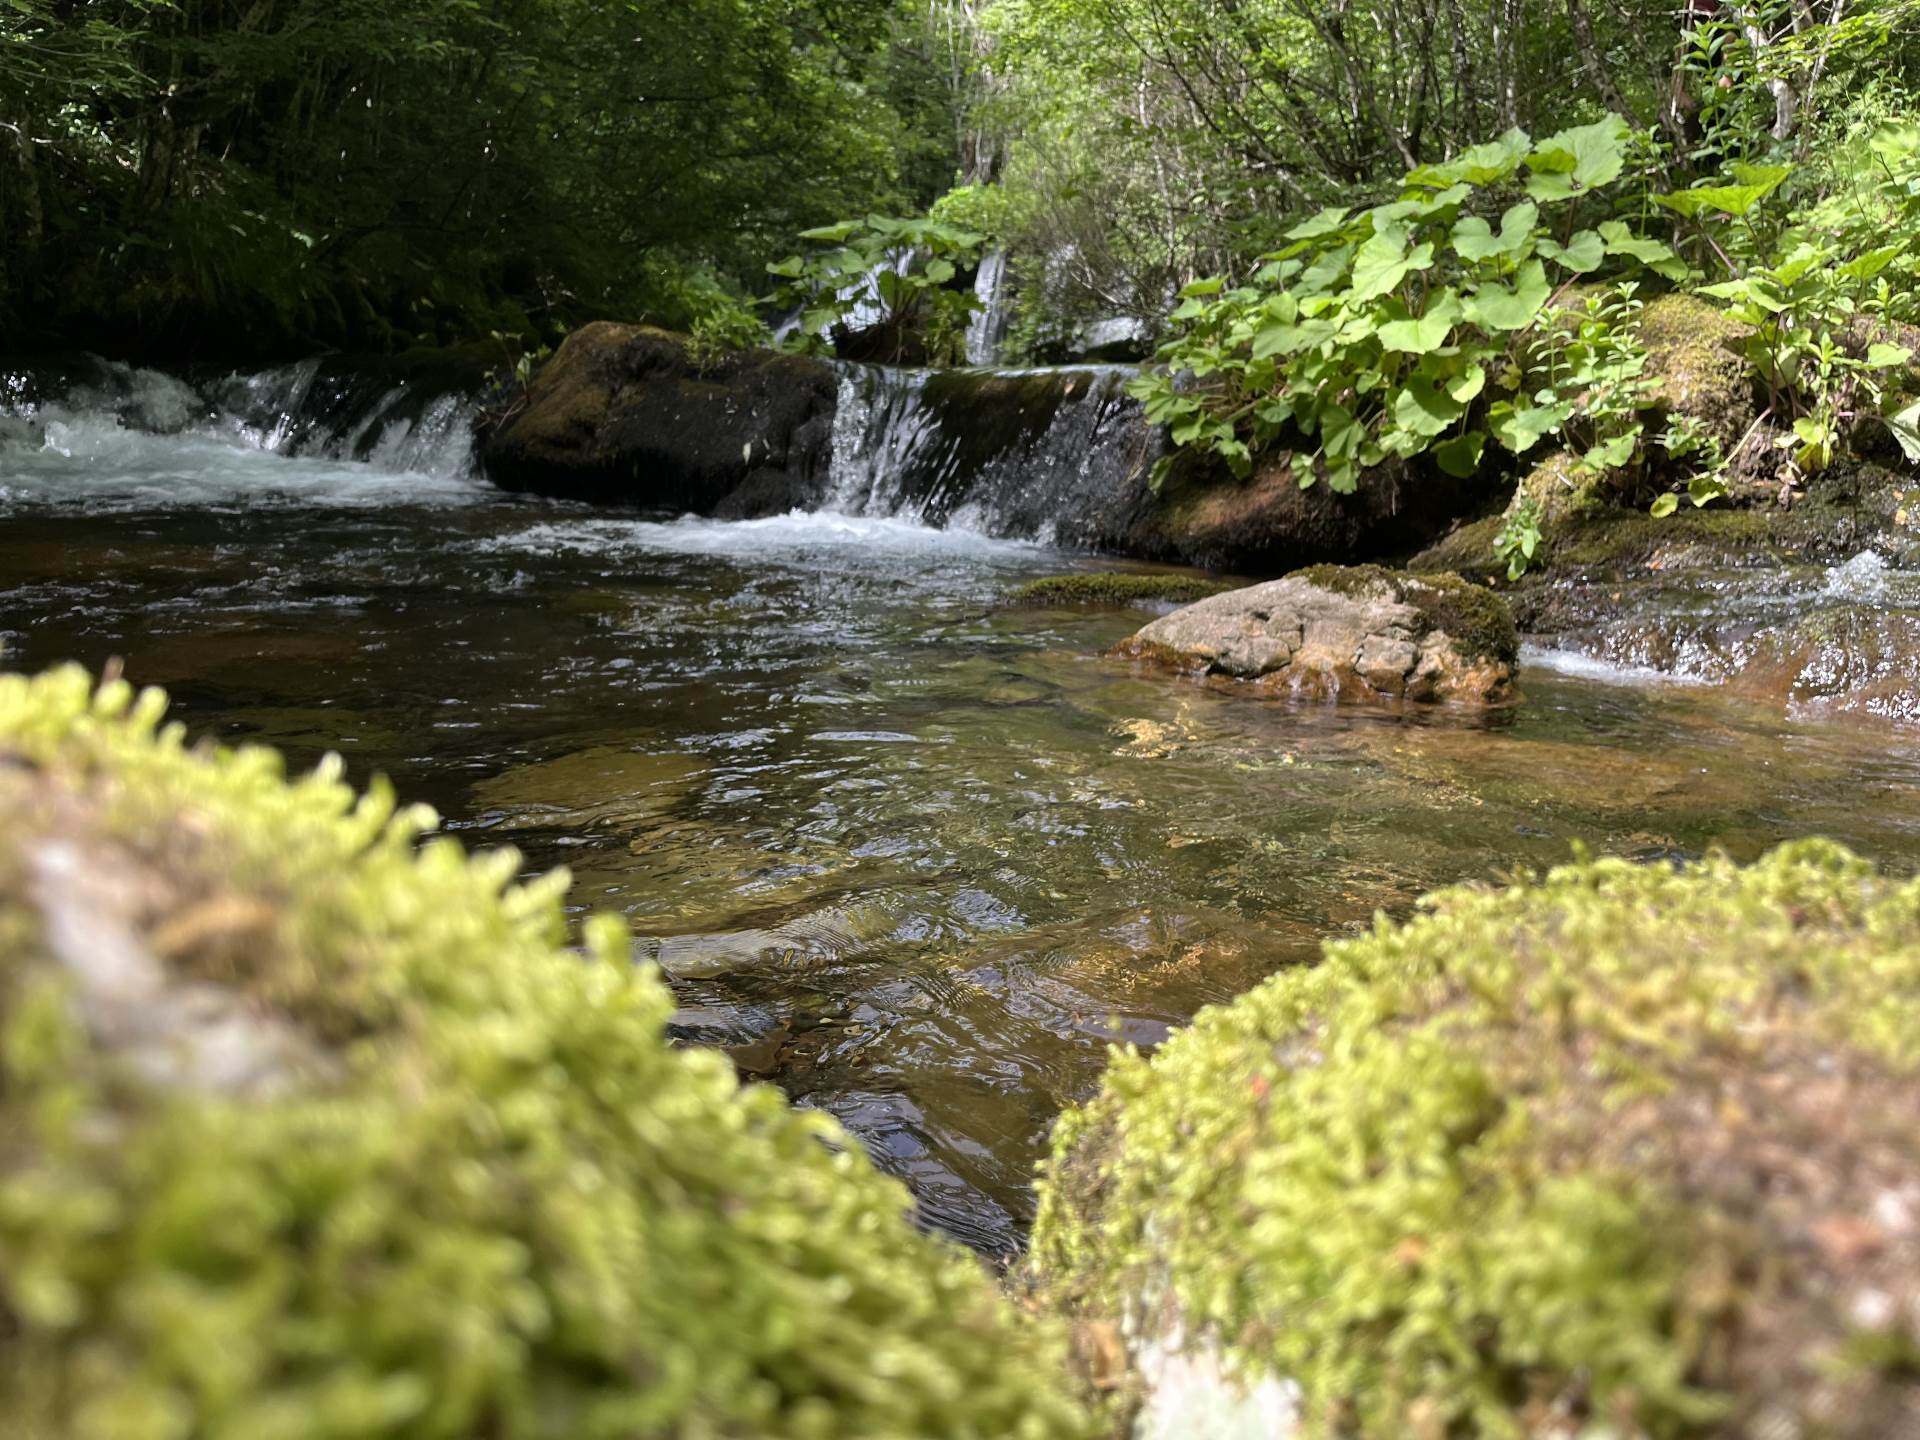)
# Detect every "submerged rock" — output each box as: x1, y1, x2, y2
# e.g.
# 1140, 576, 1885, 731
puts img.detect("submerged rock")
480, 321, 840, 512
0, 664, 1088, 1440
1010, 572, 1240, 608
1113, 565, 1517, 704
1034, 842, 1920, 1439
